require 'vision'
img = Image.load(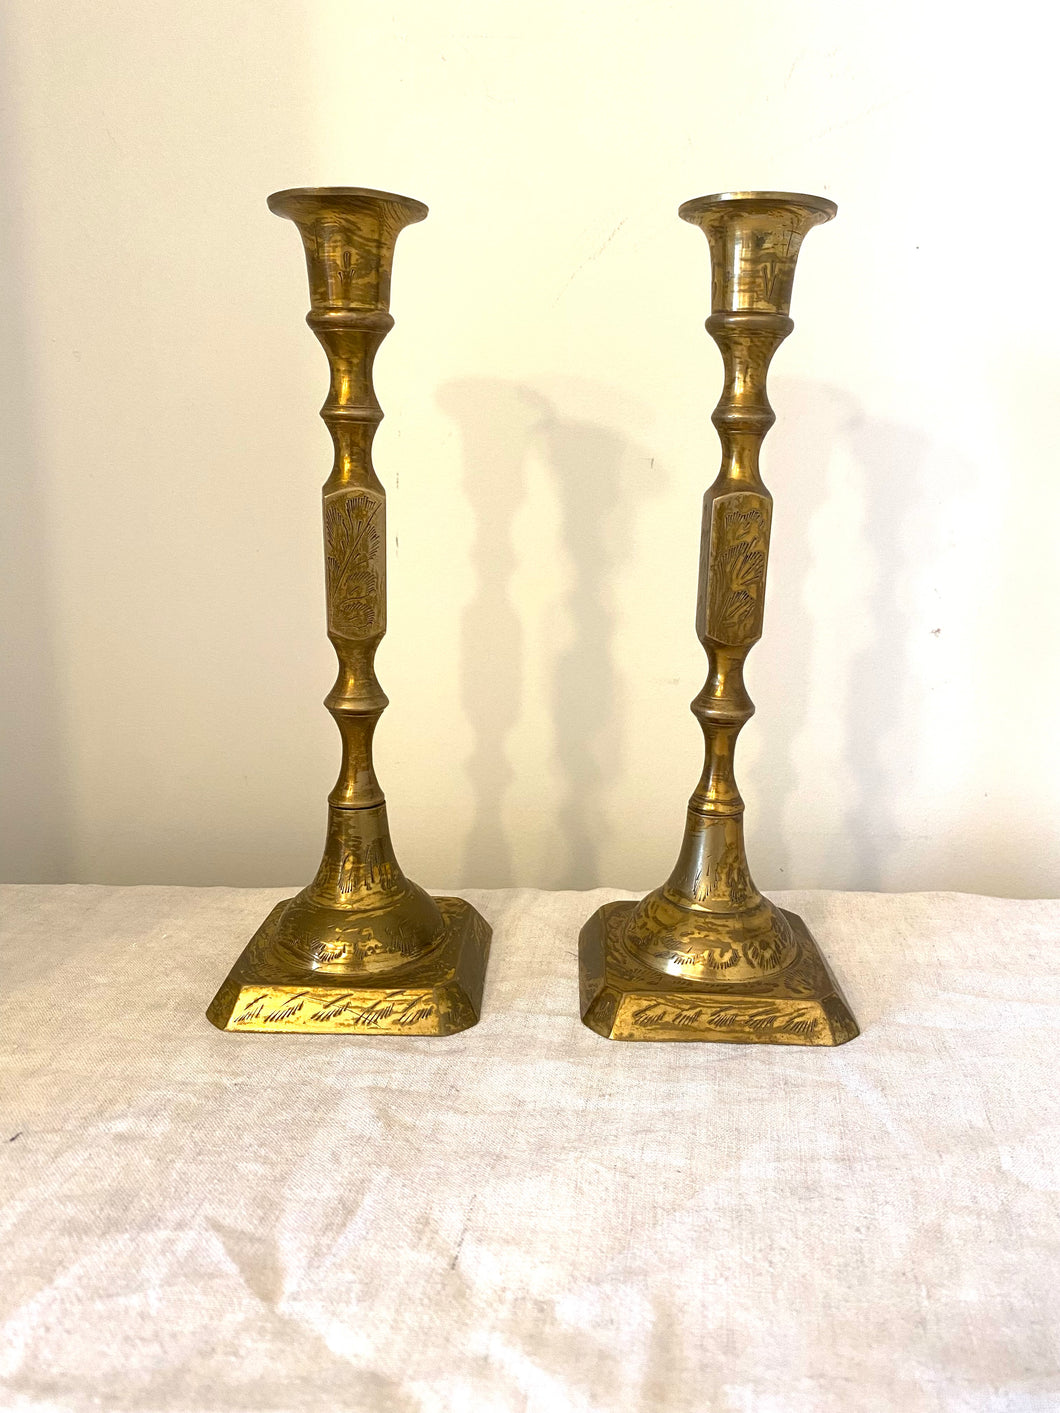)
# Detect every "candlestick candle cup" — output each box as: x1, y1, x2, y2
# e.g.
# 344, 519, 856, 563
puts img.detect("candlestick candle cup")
208, 188, 491, 1036
578, 191, 859, 1045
